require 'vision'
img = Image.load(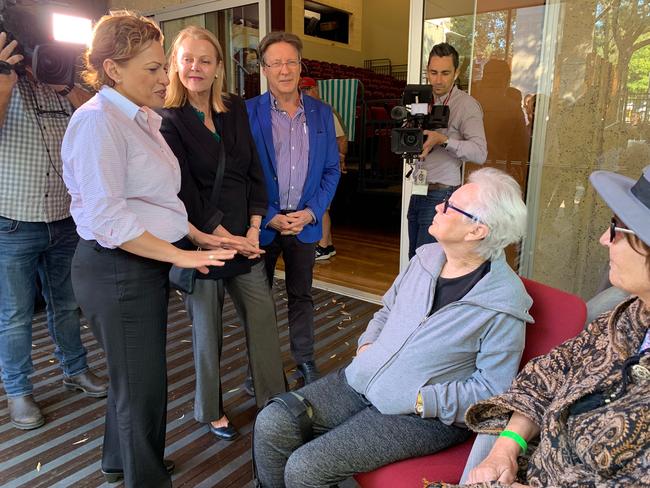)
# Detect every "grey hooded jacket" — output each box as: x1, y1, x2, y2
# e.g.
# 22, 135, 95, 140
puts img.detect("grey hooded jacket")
344, 243, 533, 425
